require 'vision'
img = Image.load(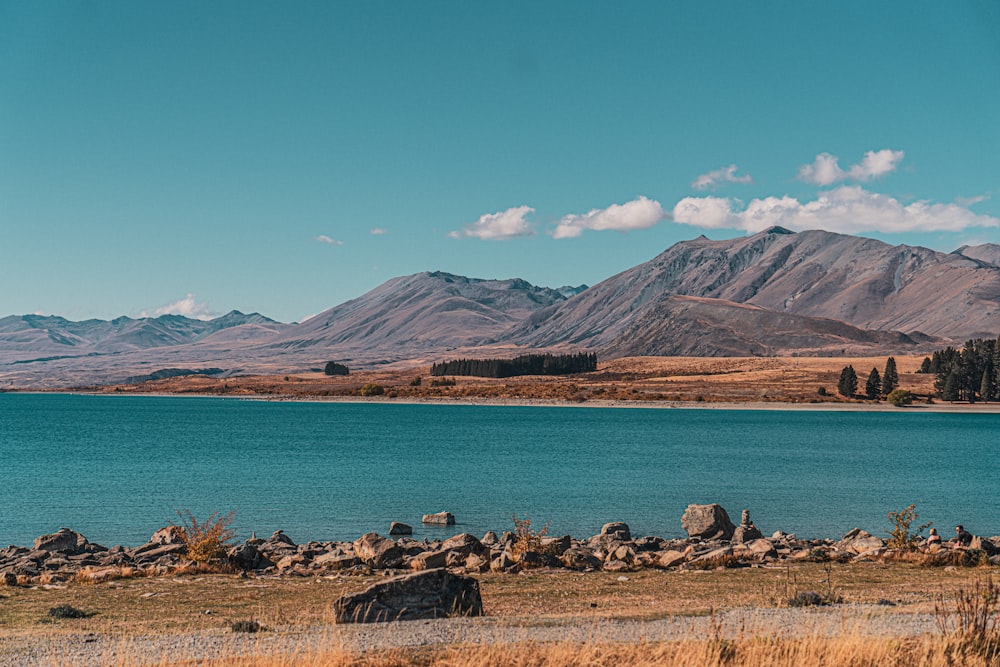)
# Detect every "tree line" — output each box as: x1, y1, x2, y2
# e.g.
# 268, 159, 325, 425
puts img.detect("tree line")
430, 352, 598, 378
838, 357, 899, 399
920, 336, 1000, 402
